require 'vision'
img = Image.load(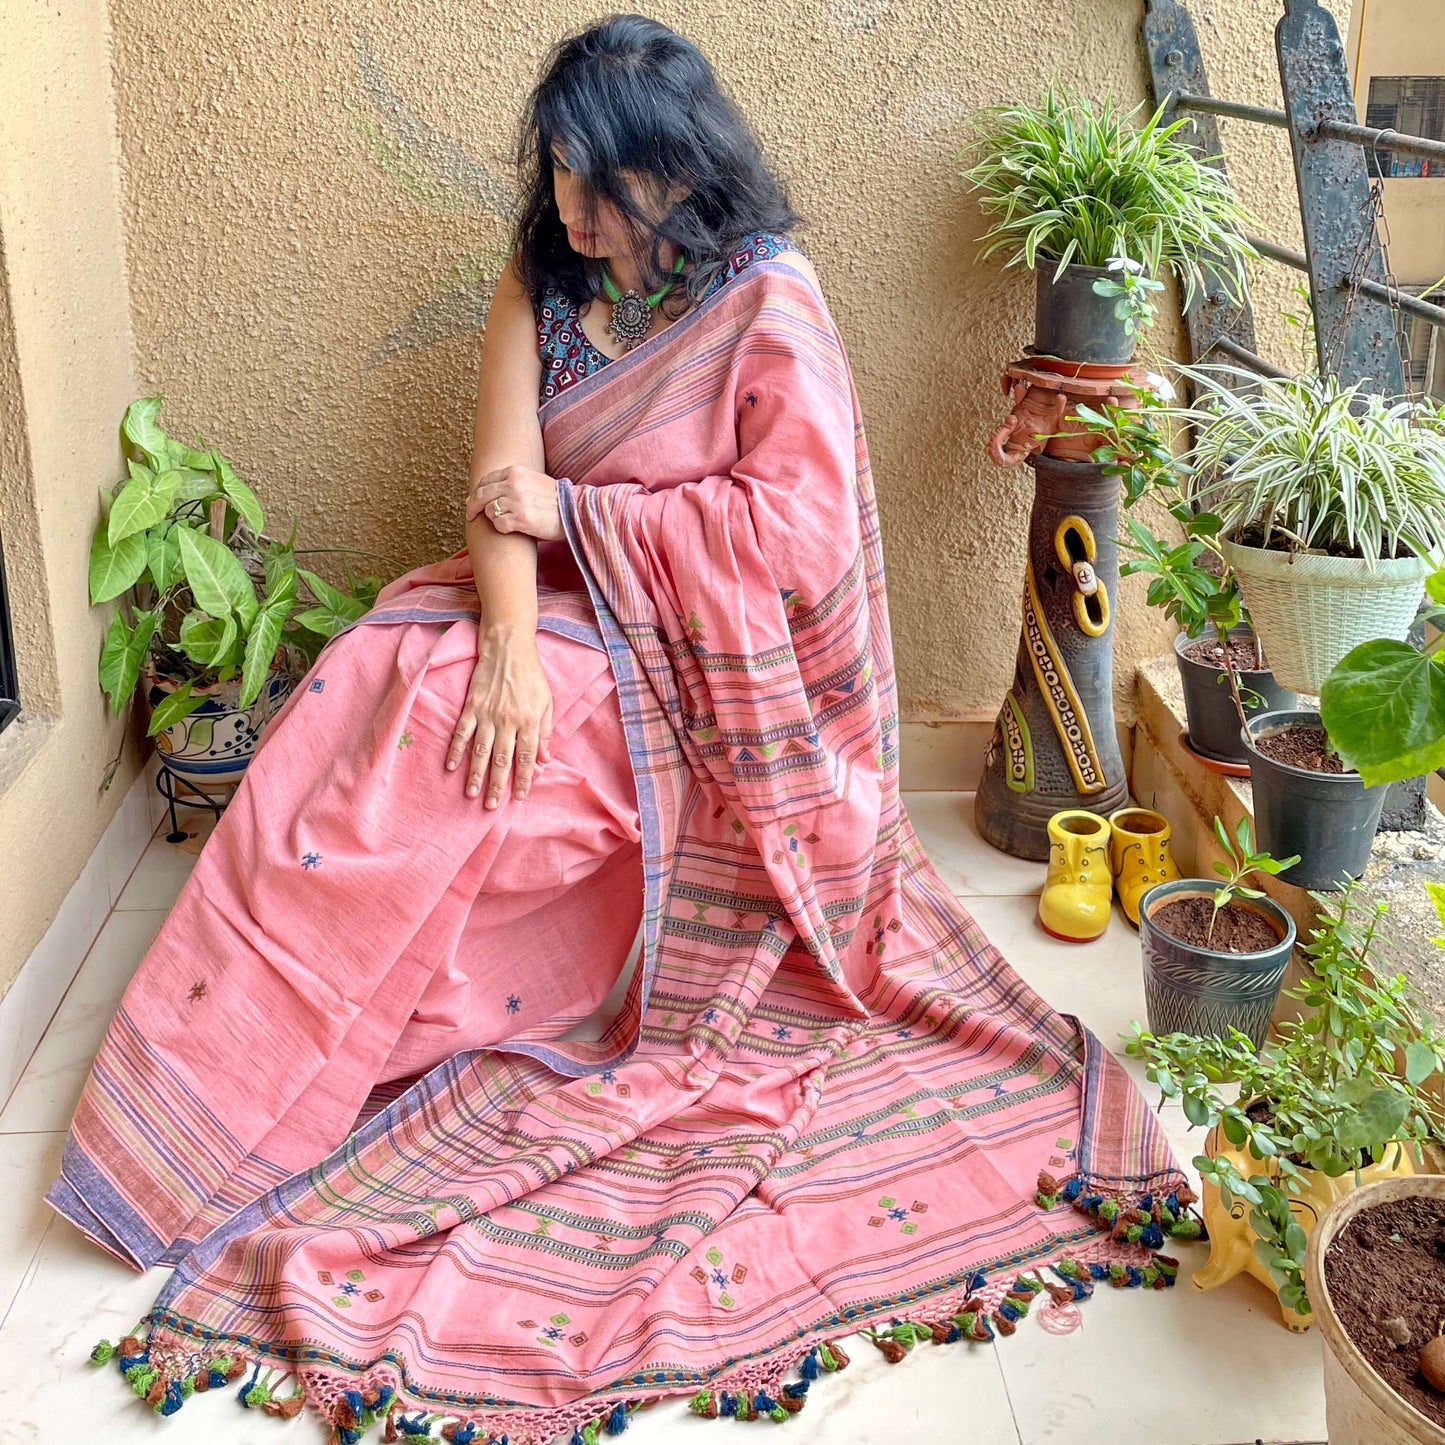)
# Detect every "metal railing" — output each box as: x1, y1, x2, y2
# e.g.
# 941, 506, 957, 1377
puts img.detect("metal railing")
1144, 0, 1444, 823
1144, 0, 1445, 397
